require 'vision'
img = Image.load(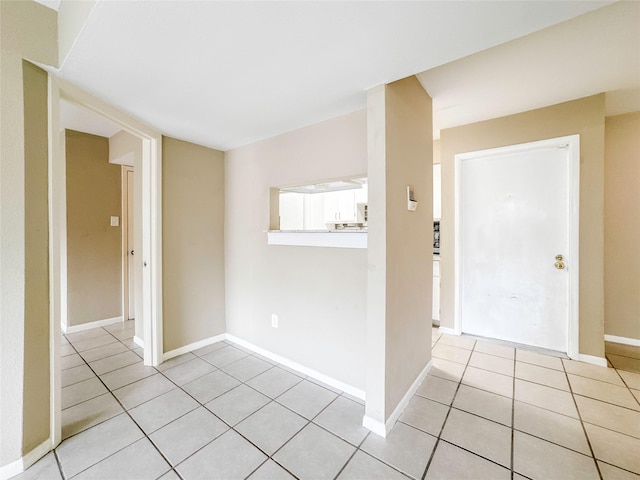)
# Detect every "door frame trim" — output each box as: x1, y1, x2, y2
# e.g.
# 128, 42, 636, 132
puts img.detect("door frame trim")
48, 76, 164, 448
453, 135, 580, 359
